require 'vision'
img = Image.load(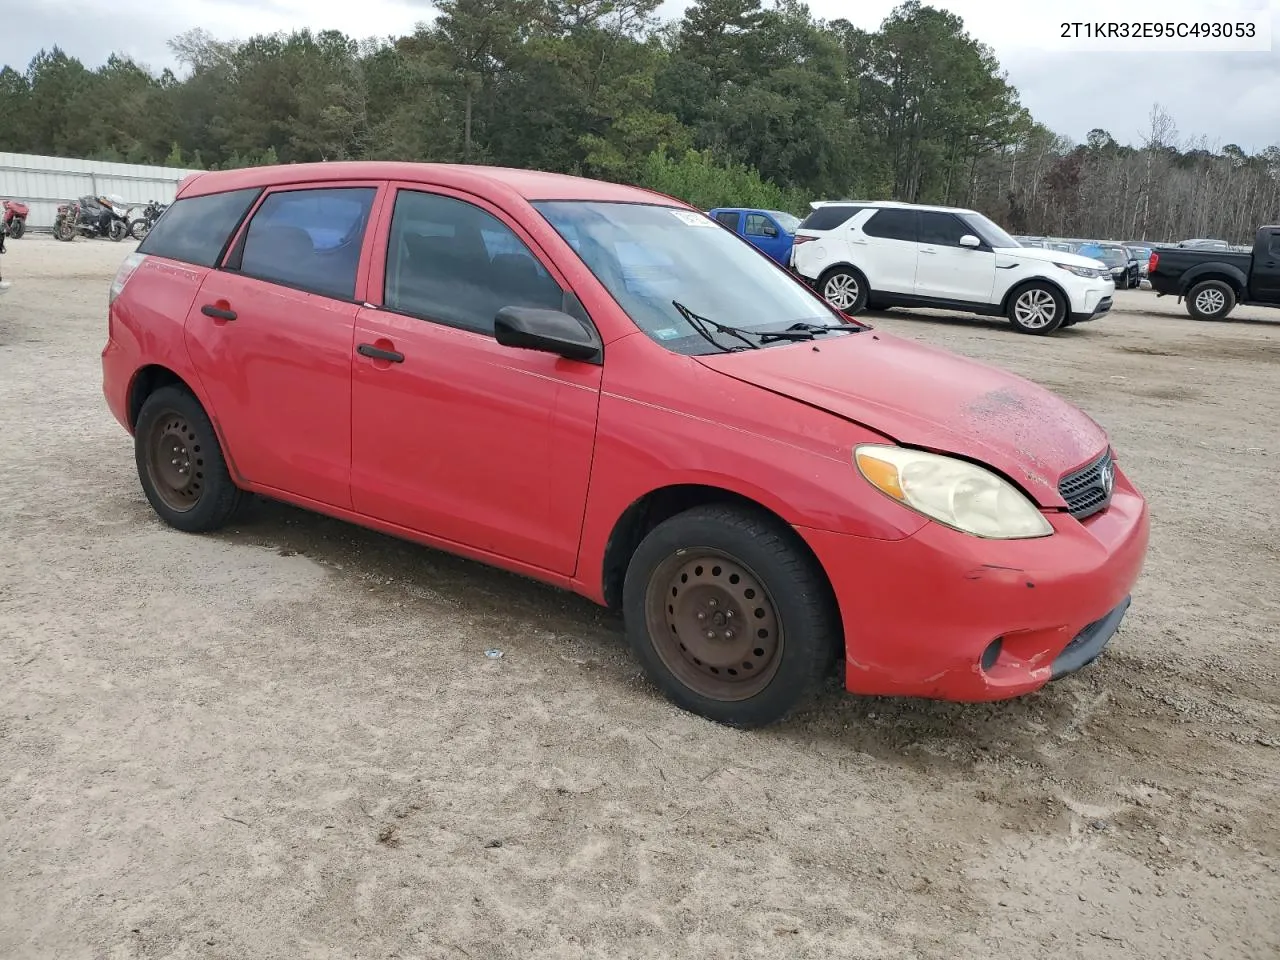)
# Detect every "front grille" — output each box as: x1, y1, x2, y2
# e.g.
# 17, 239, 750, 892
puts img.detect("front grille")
1058, 449, 1115, 521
